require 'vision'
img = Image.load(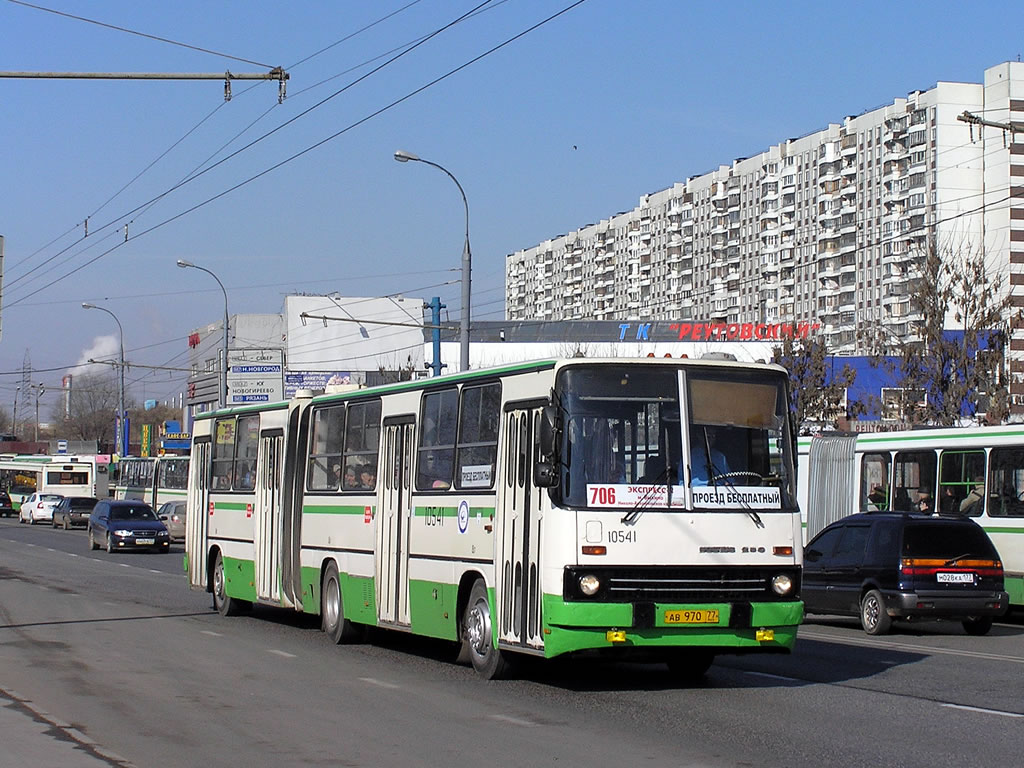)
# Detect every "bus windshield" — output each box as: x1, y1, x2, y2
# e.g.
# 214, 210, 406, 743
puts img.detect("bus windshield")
556, 365, 796, 511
